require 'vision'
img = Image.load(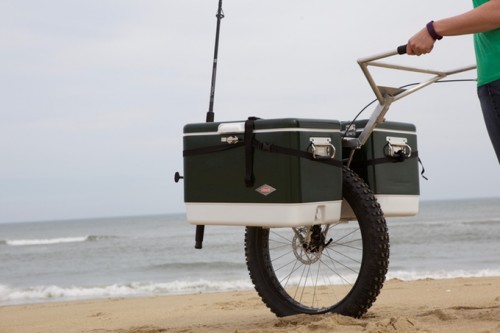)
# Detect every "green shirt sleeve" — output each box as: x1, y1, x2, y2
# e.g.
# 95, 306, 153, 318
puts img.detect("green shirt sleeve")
473, 0, 500, 86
